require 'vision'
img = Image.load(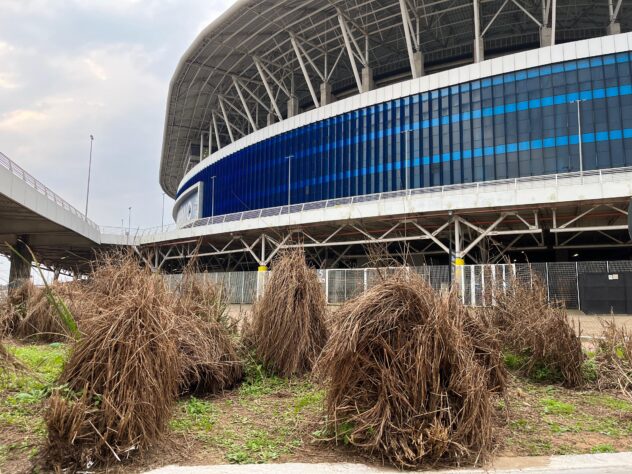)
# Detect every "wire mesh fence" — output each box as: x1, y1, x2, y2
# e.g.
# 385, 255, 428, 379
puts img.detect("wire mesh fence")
173, 260, 632, 310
